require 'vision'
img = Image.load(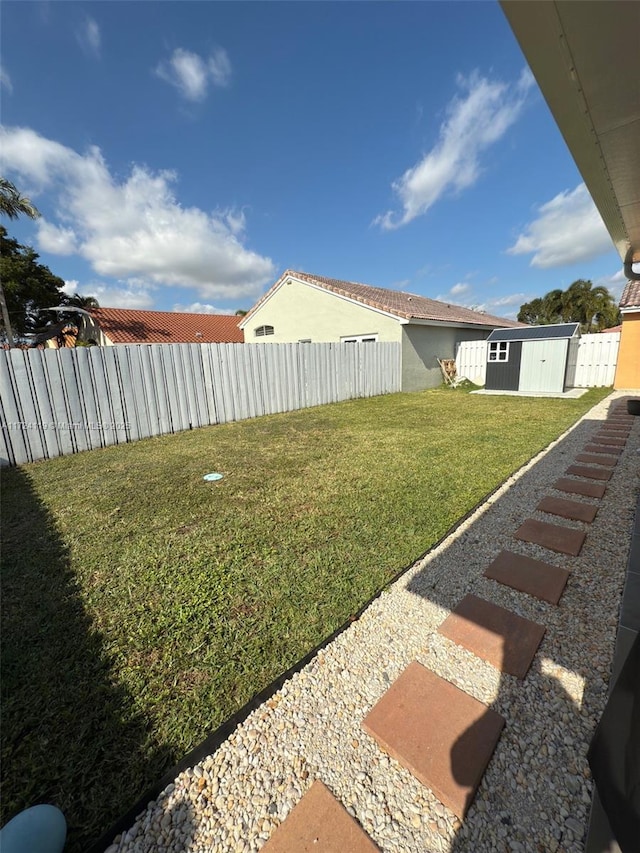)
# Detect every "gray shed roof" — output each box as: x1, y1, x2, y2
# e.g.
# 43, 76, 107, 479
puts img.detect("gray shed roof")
487, 323, 580, 343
